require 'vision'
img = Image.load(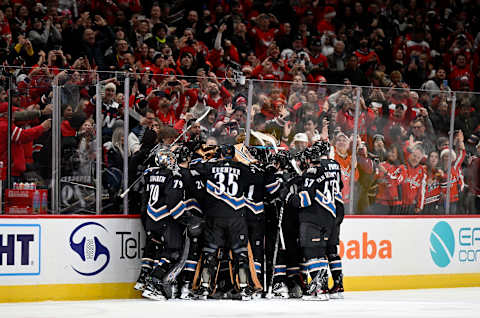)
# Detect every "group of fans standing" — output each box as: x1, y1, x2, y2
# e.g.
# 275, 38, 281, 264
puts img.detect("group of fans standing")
132, 132, 345, 301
